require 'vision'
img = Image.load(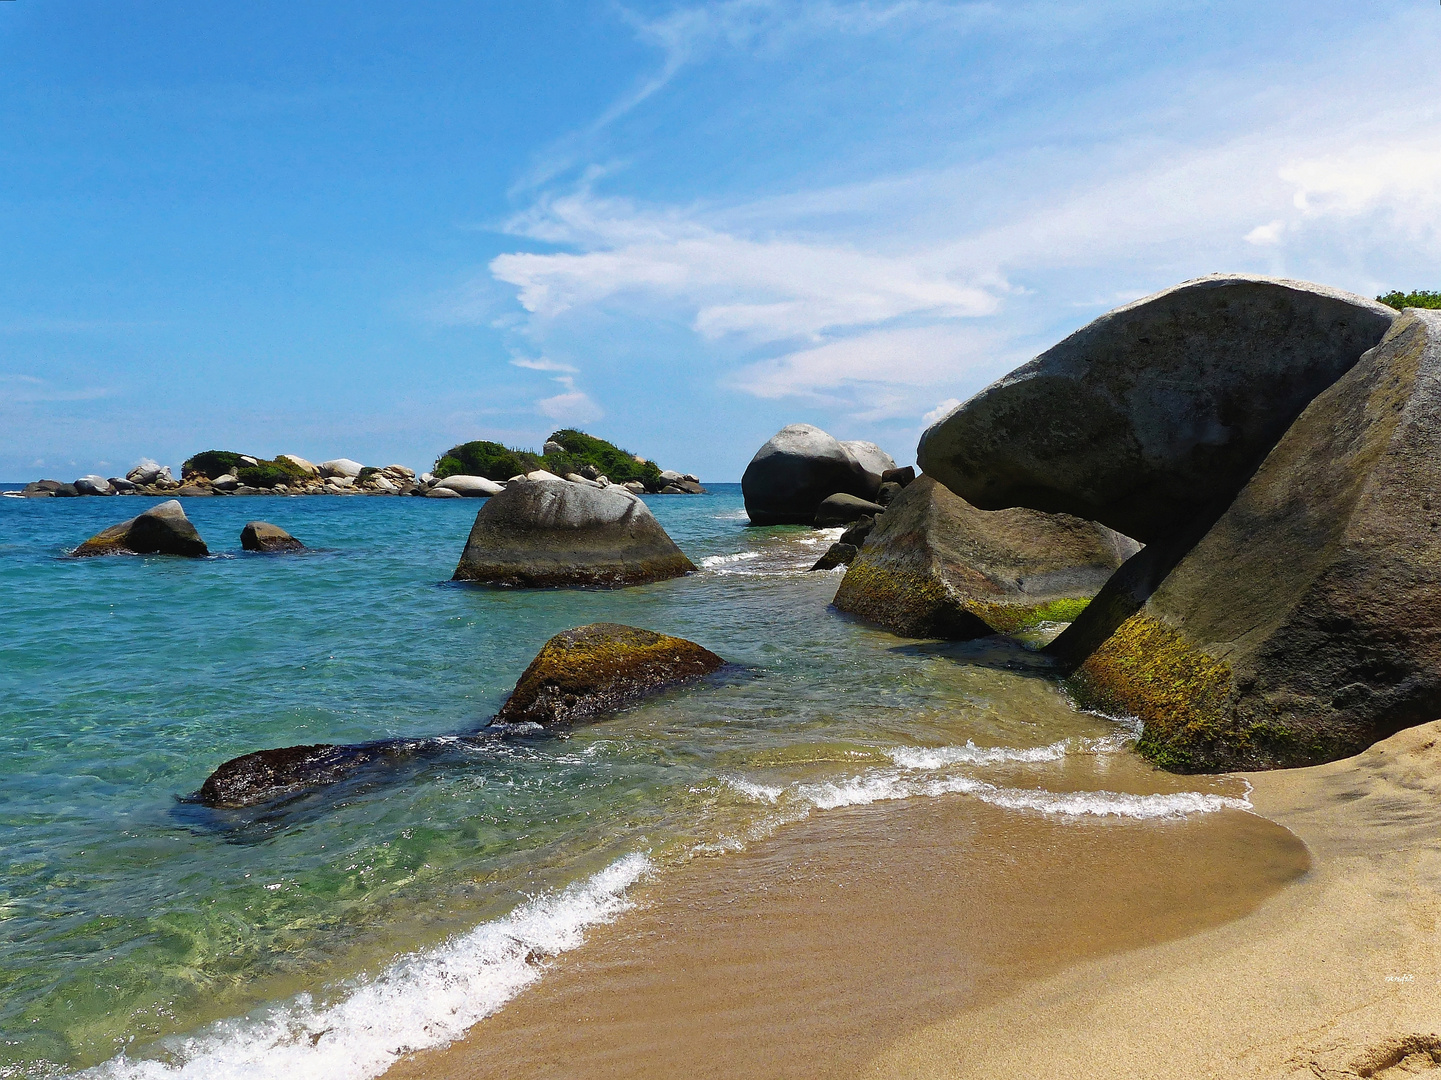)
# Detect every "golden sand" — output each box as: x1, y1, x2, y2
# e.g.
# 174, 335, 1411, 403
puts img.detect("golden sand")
386, 765, 1307, 1079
